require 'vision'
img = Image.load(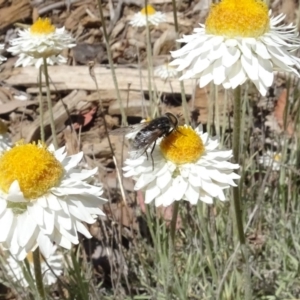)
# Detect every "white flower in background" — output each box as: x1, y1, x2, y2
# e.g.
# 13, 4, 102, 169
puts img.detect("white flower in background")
0, 142, 107, 260
129, 5, 166, 27
0, 44, 6, 64
5, 245, 63, 287
123, 125, 240, 206
0, 120, 12, 151
155, 63, 178, 80
170, 0, 300, 96
259, 150, 282, 171
7, 18, 76, 68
